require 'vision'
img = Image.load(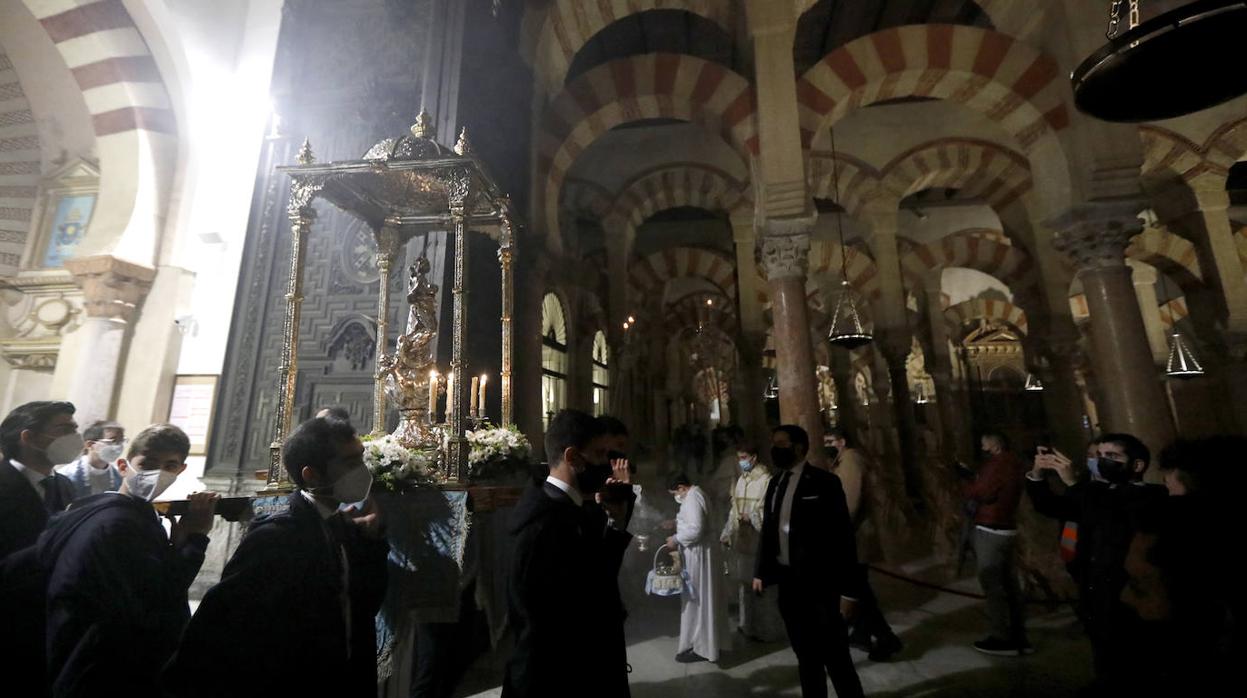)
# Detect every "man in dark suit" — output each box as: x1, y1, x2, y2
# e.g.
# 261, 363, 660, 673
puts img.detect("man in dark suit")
162, 417, 389, 698
0, 400, 80, 698
753, 424, 864, 698
504, 409, 633, 698
0, 401, 79, 560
